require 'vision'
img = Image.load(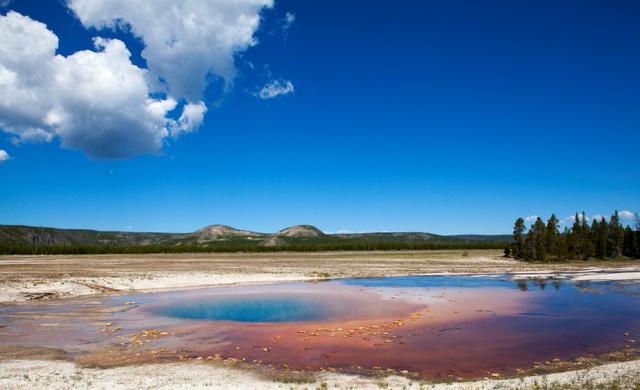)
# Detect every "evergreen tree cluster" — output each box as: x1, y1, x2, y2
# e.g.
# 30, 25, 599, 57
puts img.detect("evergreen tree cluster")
509, 211, 640, 262
0, 239, 506, 255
